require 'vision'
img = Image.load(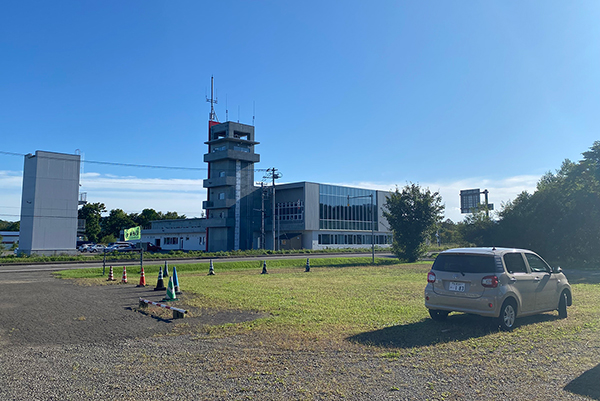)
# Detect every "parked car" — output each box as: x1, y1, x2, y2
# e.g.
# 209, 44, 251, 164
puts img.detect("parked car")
105, 242, 135, 252
144, 242, 162, 252
78, 243, 94, 252
88, 244, 106, 253
424, 247, 572, 331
